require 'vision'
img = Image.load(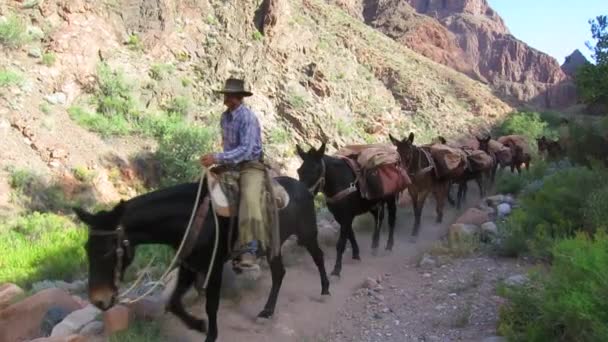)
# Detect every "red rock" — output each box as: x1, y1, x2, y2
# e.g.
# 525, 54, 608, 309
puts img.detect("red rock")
103, 305, 130, 334
0, 283, 24, 309
128, 297, 164, 321
30, 334, 87, 342
455, 208, 490, 226
0, 288, 81, 342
